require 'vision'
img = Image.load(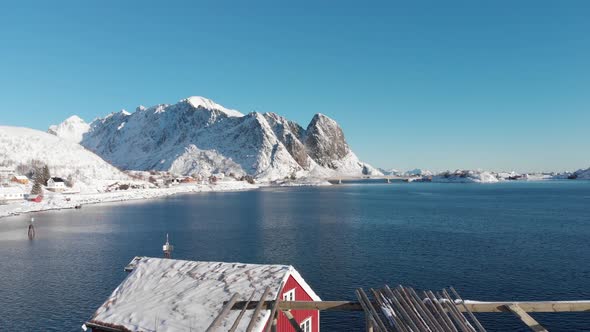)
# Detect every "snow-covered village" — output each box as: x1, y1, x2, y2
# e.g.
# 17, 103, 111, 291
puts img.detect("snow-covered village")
2, 2, 590, 332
